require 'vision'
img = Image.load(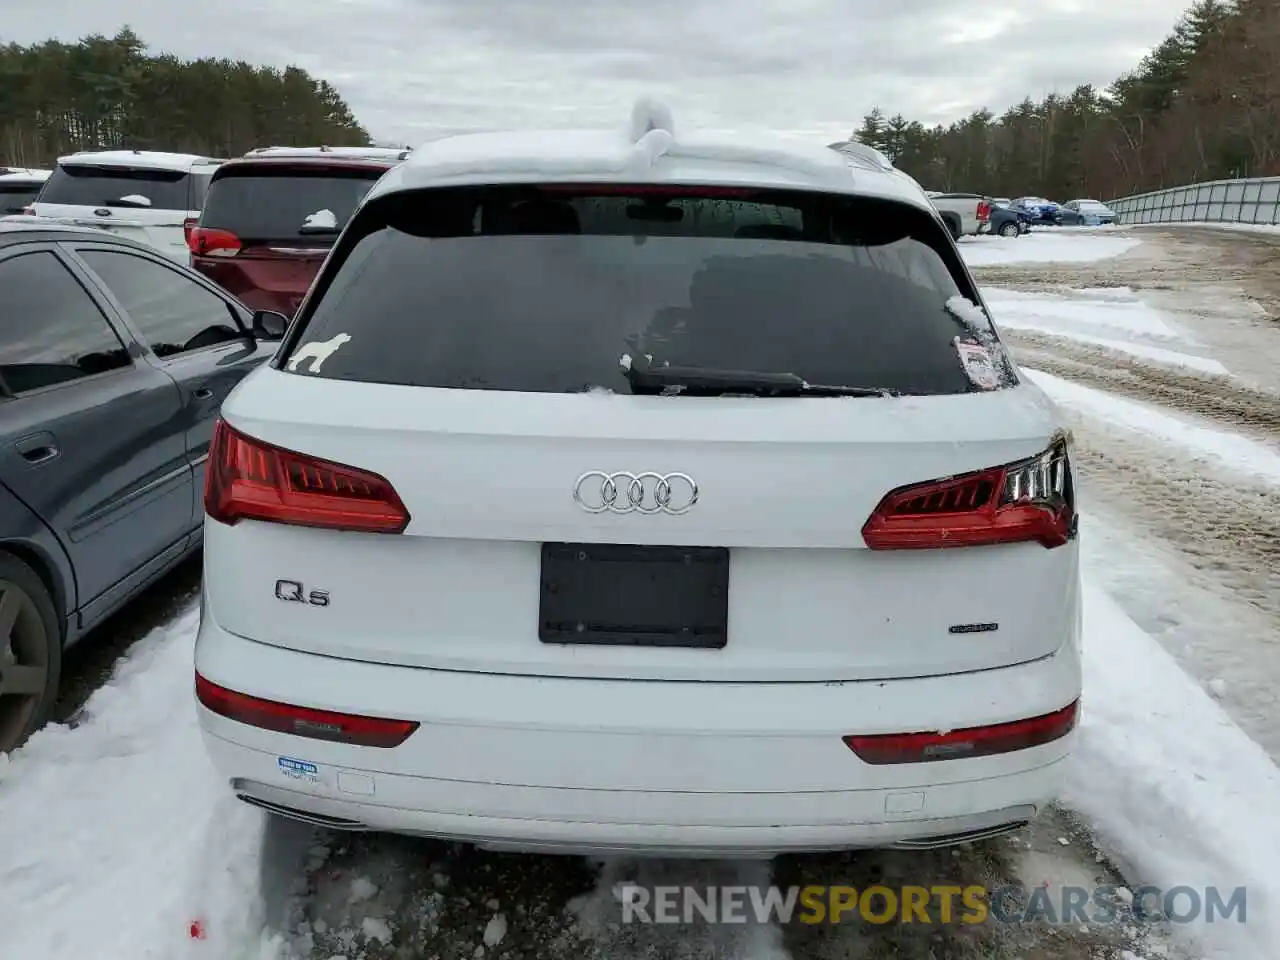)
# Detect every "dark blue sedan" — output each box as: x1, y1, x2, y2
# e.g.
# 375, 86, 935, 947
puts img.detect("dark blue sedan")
0, 223, 288, 752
